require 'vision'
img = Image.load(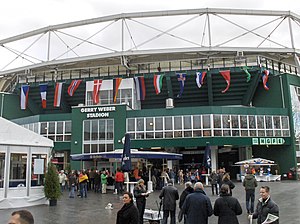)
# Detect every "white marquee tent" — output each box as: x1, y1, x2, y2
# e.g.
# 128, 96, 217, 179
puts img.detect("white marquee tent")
0, 117, 53, 209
